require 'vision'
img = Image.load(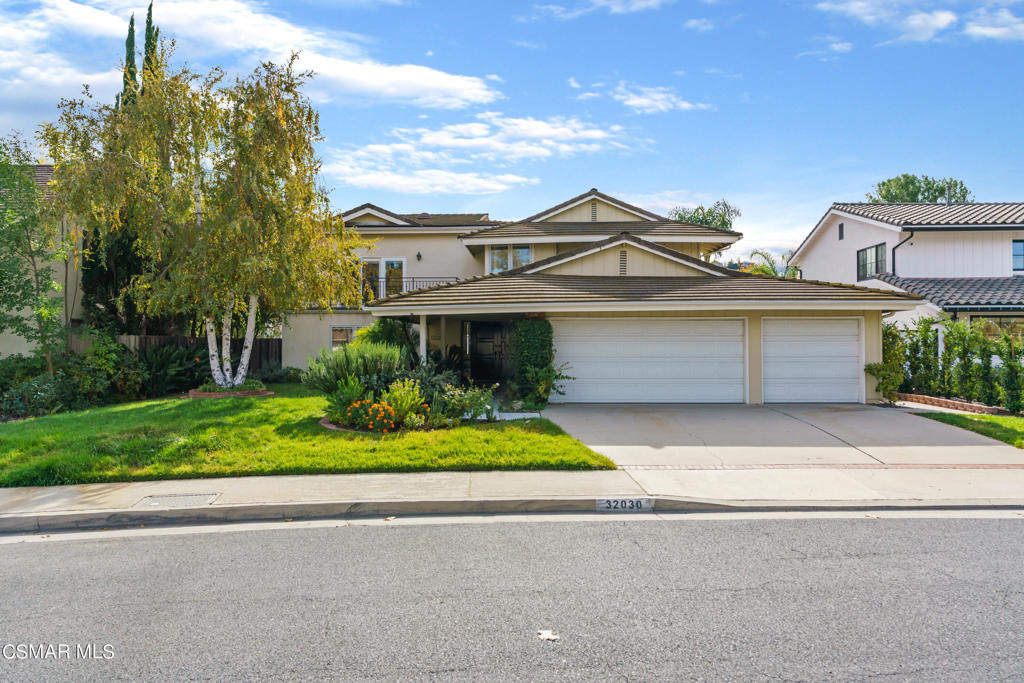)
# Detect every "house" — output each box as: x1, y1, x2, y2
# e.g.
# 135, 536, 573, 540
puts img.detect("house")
788, 202, 1024, 335
285, 189, 919, 404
